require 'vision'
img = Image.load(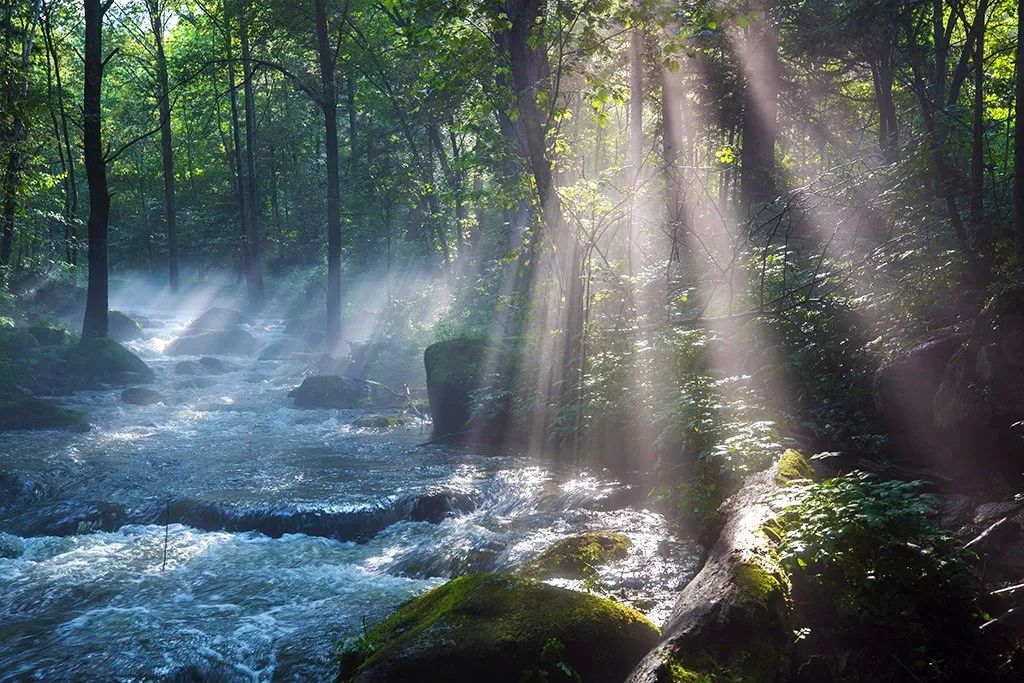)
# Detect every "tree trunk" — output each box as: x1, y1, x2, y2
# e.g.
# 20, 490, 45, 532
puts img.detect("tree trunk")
1016, 0, 1024, 265
148, 0, 179, 292
239, 0, 263, 304
82, 0, 110, 338
661, 64, 684, 263
740, 1, 779, 208
223, 0, 250, 288
970, 0, 986, 238
315, 0, 342, 355
627, 22, 643, 274
41, 2, 77, 263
